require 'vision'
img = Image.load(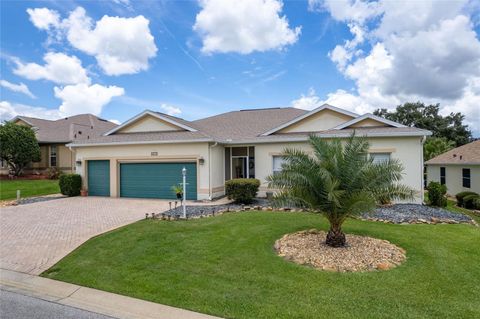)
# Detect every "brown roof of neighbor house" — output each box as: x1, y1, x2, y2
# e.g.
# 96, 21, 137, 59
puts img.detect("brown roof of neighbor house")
14, 114, 118, 143
426, 140, 480, 165
67, 106, 431, 146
